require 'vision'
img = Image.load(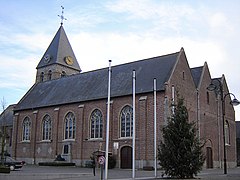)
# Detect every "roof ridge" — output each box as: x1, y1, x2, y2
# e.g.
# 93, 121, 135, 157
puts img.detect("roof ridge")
191, 65, 204, 70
